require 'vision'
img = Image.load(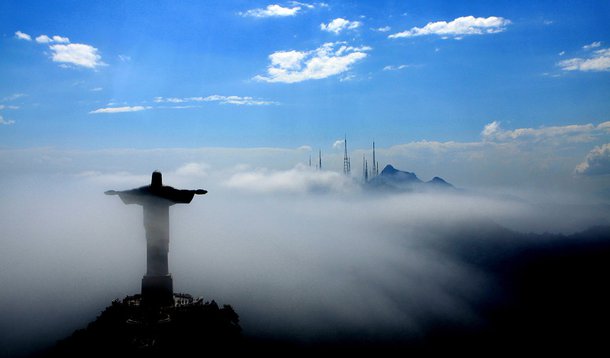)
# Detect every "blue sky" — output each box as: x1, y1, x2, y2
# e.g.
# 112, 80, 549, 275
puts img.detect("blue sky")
1, 0, 609, 191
